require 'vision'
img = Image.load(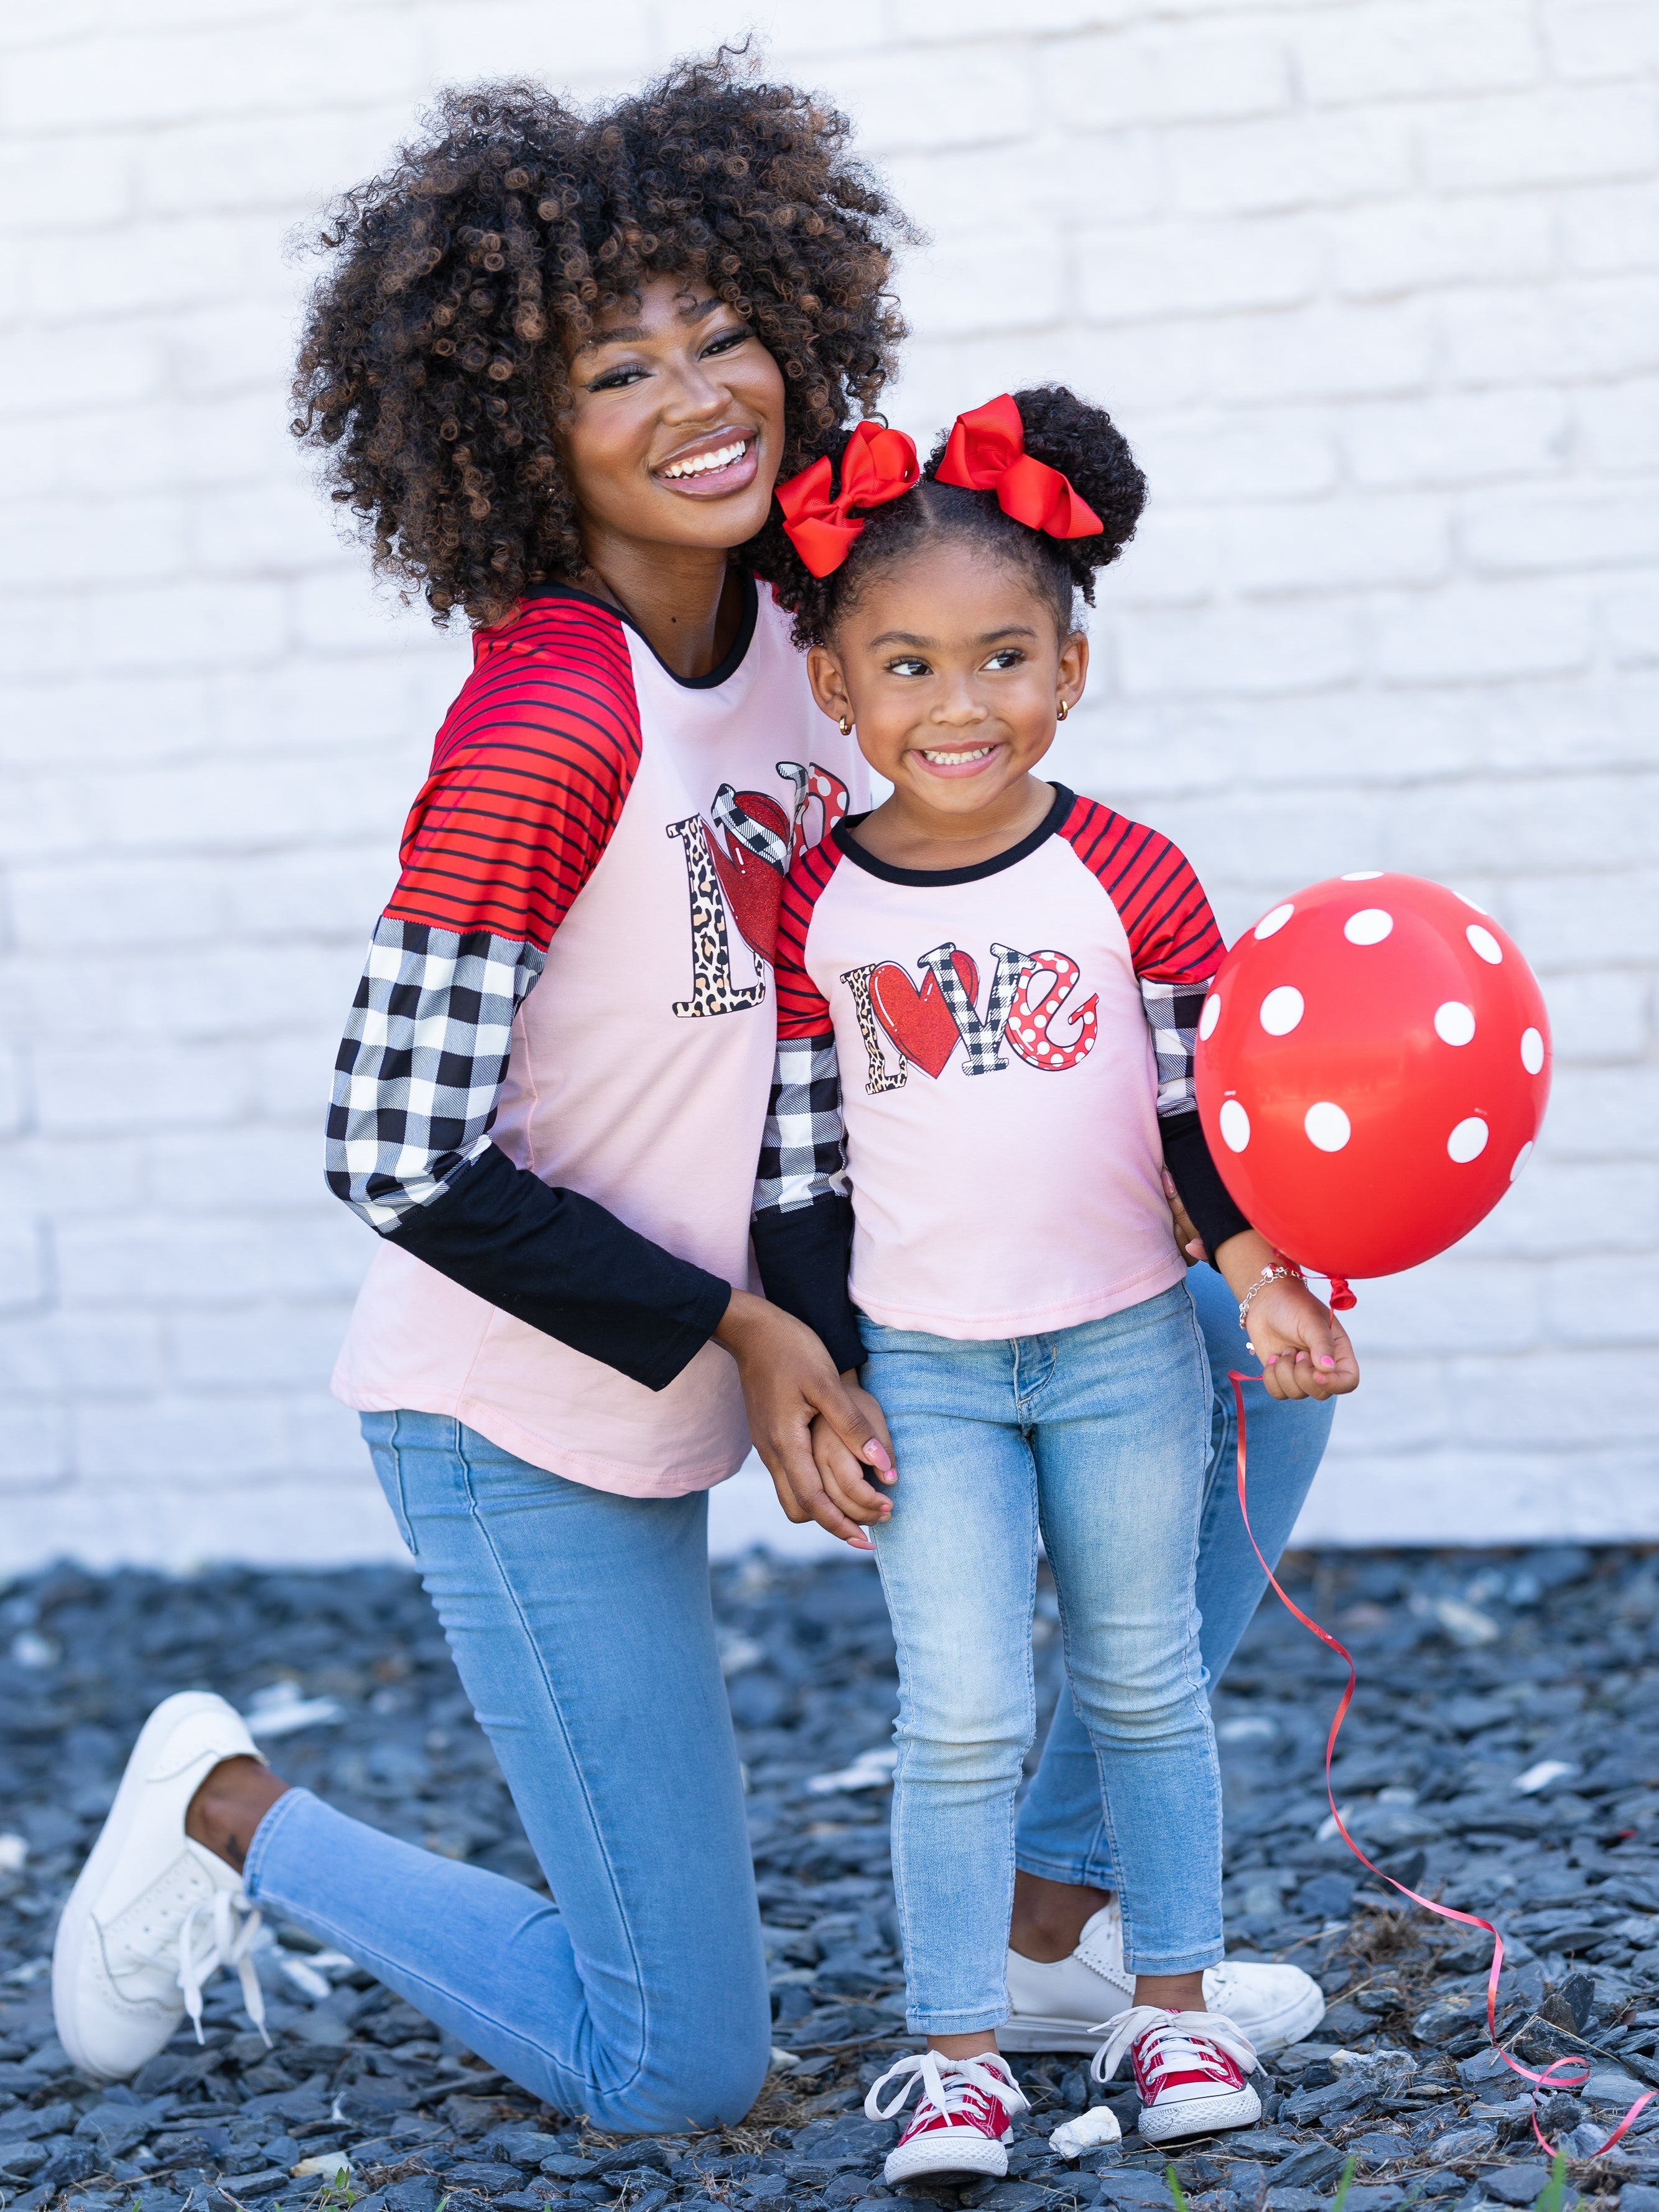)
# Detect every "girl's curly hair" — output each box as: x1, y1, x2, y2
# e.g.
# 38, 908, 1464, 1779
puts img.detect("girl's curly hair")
291, 49, 913, 624
760, 386, 1148, 648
